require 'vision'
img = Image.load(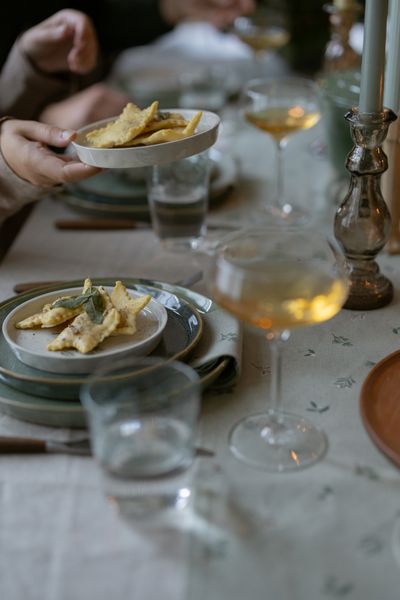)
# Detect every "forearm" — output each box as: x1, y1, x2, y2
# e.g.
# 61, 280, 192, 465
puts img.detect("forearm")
0, 40, 72, 120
